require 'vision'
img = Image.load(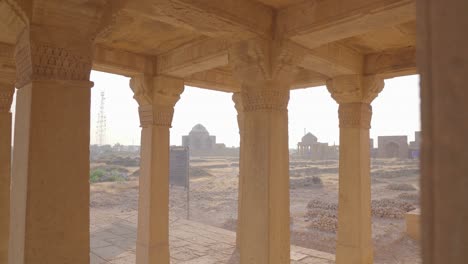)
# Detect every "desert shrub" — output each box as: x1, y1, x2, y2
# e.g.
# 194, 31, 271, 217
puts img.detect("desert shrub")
90, 168, 127, 183
90, 169, 105, 183
107, 171, 126, 182
386, 183, 417, 191
312, 176, 323, 185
